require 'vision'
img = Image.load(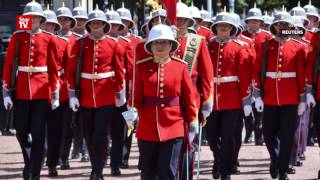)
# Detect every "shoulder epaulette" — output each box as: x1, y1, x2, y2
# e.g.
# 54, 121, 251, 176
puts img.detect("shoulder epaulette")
301, 37, 310, 44
72, 32, 82, 37
13, 30, 25, 35
76, 35, 86, 41
106, 35, 118, 42
120, 36, 131, 42
131, 34, 142, 39
172, 56, 187, 64
57, 35, 69, 42
137, 57, 152, 64
138, 38, 147, 44
292, 38, 303, 44
233, 39, 248, 46
189, 33, 205, 40
240, 34, 253, 42
43, 31, 54, 36
200, 26, 211, 31
261, 29, 272, 35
